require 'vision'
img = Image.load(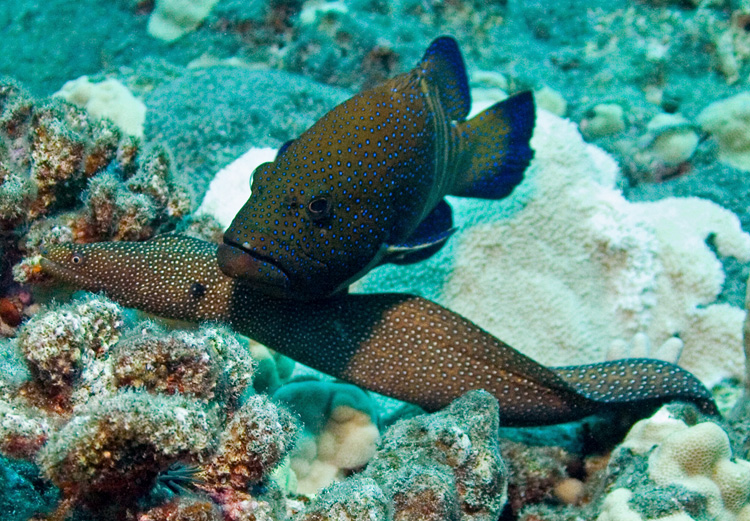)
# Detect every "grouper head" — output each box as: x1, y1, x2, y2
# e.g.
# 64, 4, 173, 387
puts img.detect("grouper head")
219, 152, 395, 300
